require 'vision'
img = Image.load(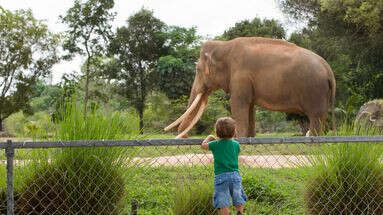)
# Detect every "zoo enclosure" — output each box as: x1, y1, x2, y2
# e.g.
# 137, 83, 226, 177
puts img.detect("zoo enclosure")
1, 136, 383, 214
